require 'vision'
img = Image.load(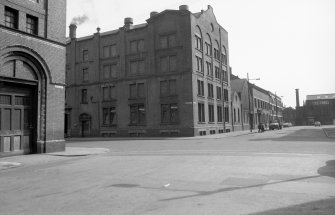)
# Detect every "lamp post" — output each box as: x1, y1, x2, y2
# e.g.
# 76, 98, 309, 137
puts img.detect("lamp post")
247, 73, 260, 132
